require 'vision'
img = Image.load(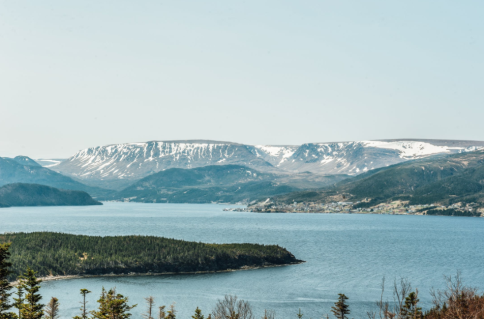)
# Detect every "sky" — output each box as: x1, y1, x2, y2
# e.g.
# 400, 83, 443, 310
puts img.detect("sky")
1, 1, 484, 158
